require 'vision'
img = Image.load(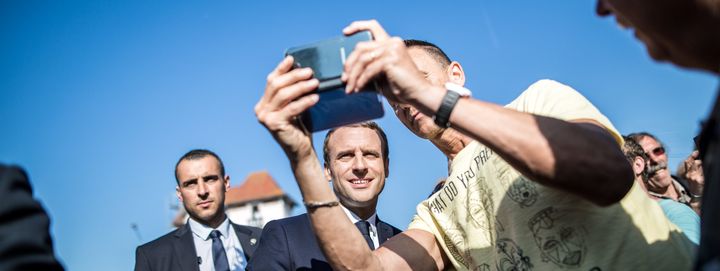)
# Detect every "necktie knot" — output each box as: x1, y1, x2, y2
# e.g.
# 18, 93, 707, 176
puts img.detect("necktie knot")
210, 230, 222, 240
